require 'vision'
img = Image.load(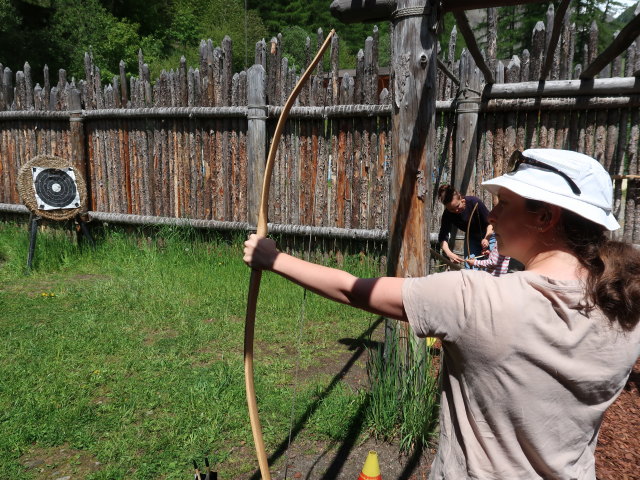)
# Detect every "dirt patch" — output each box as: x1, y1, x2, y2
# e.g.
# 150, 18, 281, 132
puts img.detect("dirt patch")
143, 328, 179, 346
10, 274, 111, 298
71, 274, 111, 282
299, 337, 376, 391
595, 357, 640, 480
233, 437, 434, 480
20, 443, 103, 479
